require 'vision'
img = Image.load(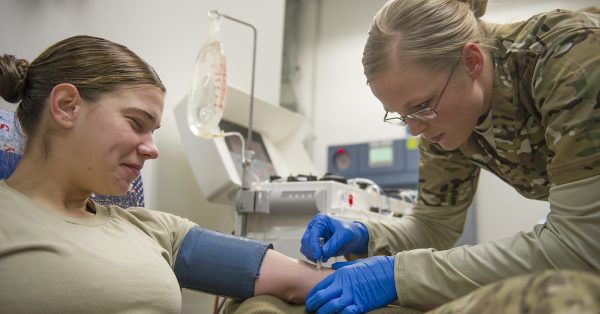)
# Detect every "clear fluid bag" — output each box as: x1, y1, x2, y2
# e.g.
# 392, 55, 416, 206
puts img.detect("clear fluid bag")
187, 16, 227, 138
